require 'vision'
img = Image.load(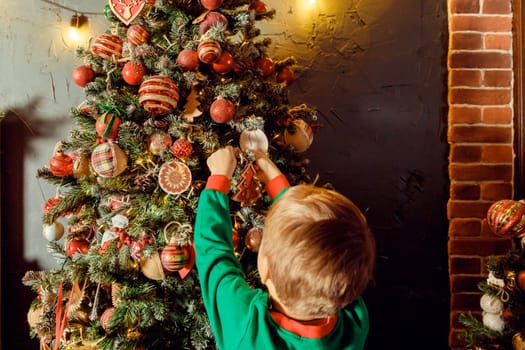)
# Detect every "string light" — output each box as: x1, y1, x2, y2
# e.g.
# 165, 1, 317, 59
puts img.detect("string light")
68, 13, 88, 42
